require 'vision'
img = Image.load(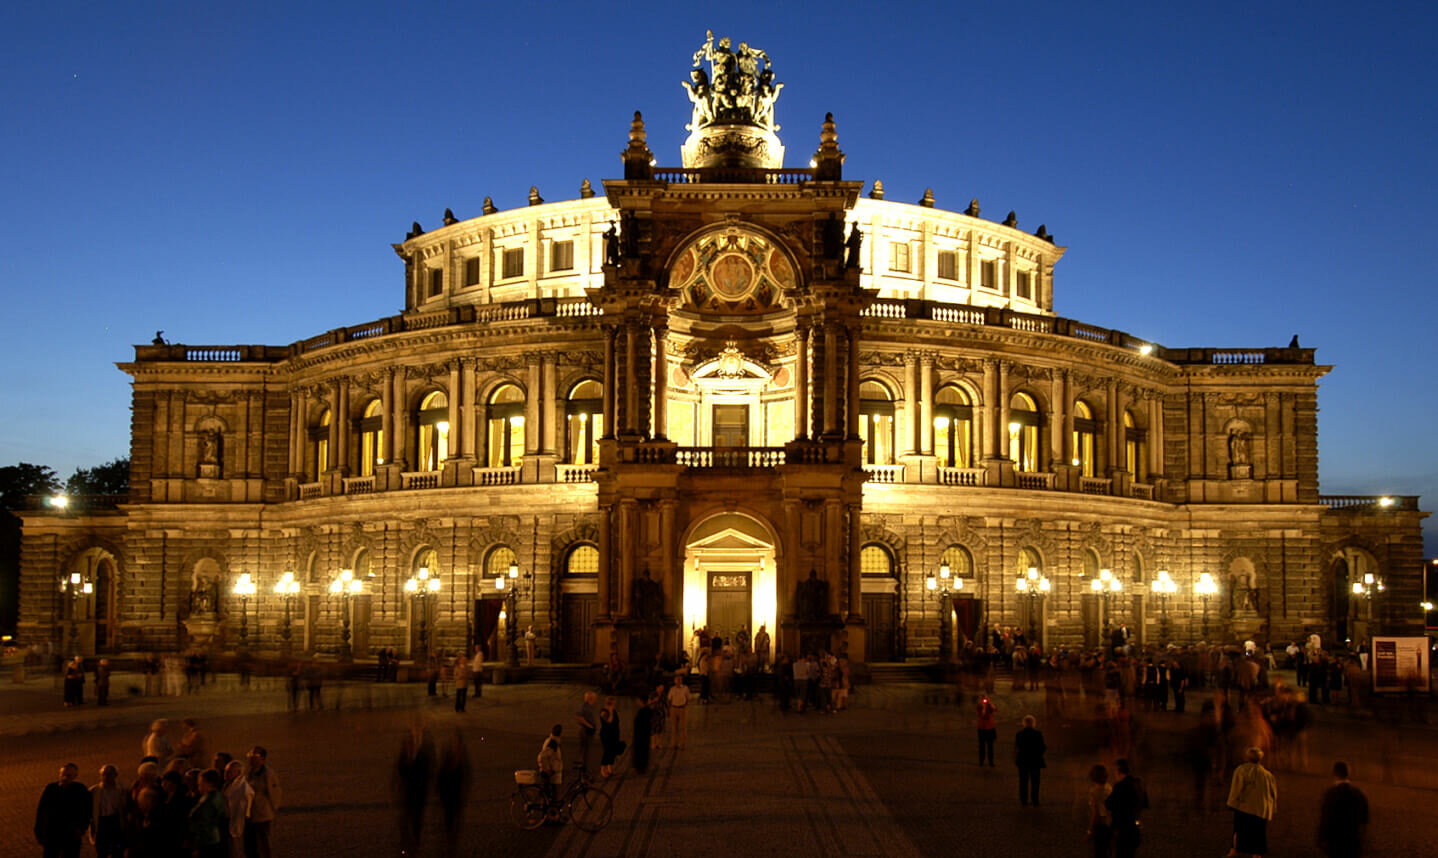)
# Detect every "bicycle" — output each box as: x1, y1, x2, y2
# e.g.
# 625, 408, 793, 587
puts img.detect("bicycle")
510, 764, 614, 832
